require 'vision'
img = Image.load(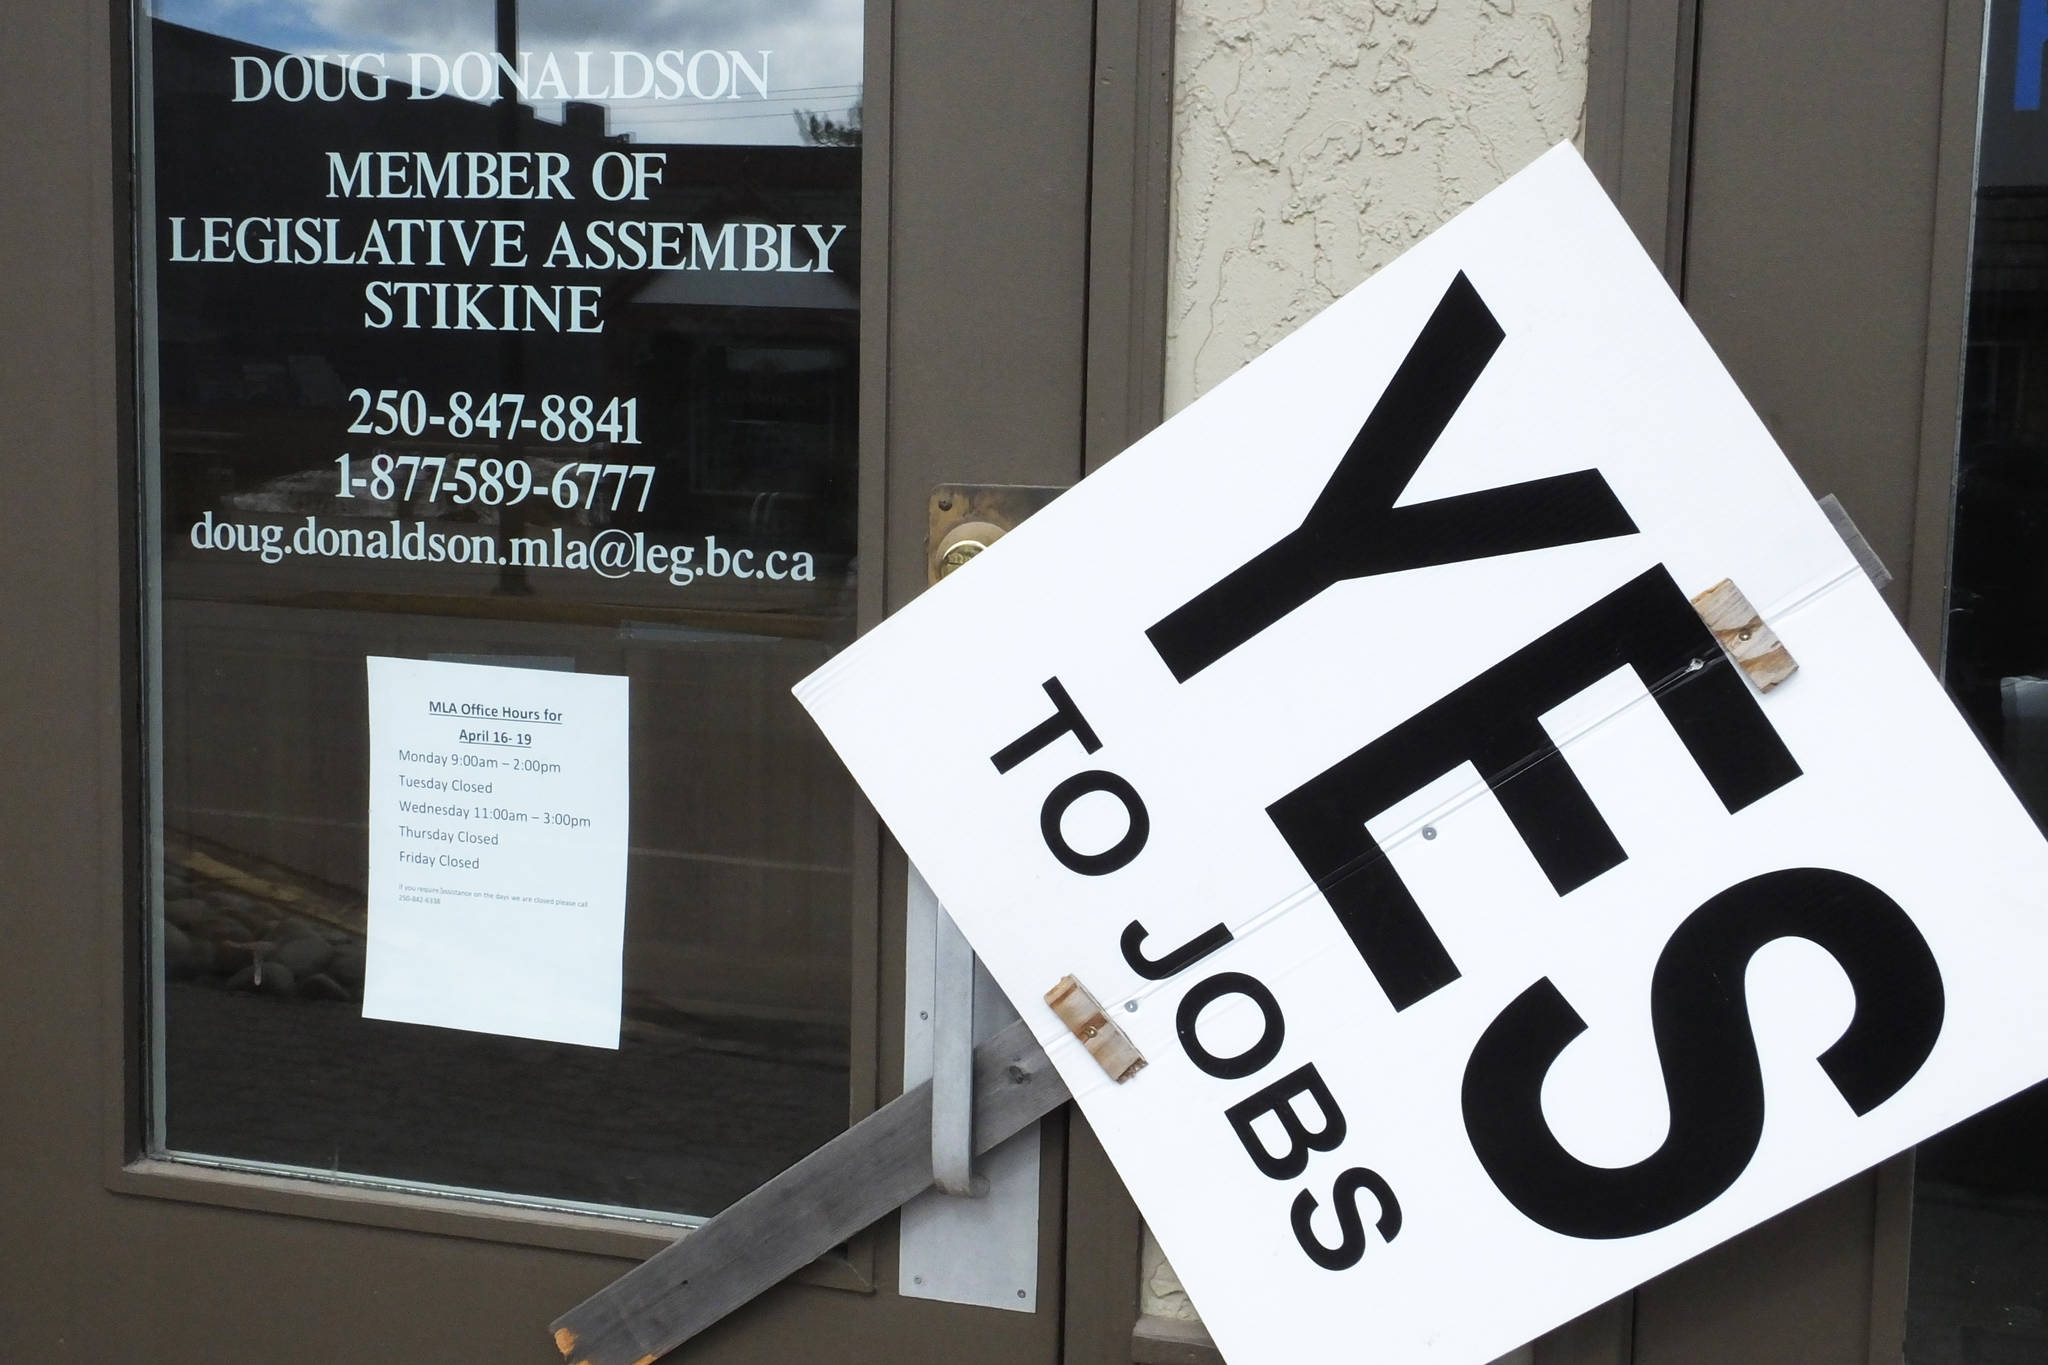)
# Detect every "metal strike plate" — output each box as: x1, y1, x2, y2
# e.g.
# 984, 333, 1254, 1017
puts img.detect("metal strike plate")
927, 484, 1065, 585
901, 866, 1041, 1312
